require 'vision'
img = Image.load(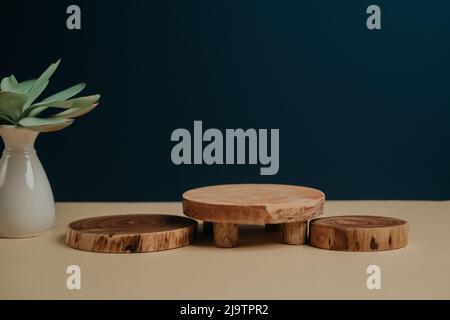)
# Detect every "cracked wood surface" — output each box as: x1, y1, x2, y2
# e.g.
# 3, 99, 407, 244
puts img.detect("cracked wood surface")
310, 215, 408, 251
66, 214, 197, 253
183, 184, 325, 224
